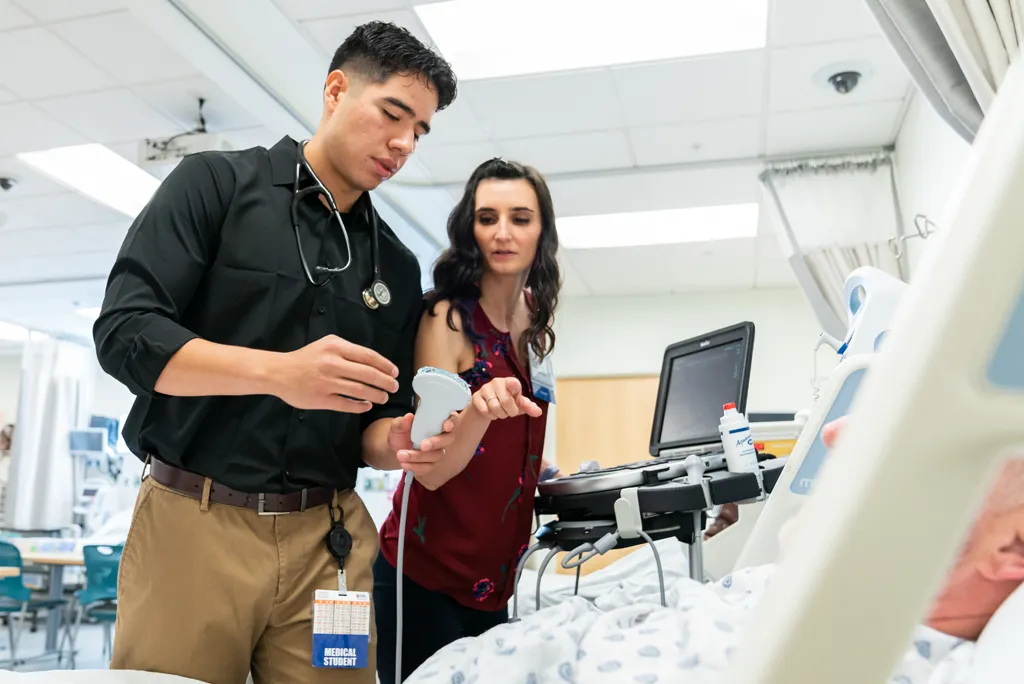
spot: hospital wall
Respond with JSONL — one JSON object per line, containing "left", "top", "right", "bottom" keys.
{"left": 551, "top": 287, "right": 822, "bottom": 413}
{"left": 894, "top": 92, "right": 972, "bottom": 276}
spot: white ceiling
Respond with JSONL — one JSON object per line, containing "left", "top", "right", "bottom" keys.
{"left": 0, "top": 0, "right": 912, "bottom": 341}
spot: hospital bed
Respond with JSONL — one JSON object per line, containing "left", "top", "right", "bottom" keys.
{"left": 412, "top": 52, "right": 1024, "bottom": 683}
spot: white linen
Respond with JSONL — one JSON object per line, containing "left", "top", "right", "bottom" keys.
{"left": 1, "top": 672, "right": 206, "bottom": 684}
{"left": 408, "top": 564, "right": 975, "bottom": 684}
{"left": 515, "top": 538, "right": 688, "bottom": 618}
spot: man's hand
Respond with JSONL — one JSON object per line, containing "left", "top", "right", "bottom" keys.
{"left": 470, "top": 377, "right": 543, "bottom": 421}
{"left": 386, "top": 412, "right": 461, "bottom": 488}
{"left": 271, "top": 335, "right": 400, "bottom": 413}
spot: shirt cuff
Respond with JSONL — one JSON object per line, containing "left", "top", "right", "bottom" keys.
{"left": 122, "top": 316, "right": 199, "bottom": 396}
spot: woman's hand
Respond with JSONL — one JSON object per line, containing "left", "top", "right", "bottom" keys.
{"left": 471, "top": 377, "right": 543, "bottom": 421}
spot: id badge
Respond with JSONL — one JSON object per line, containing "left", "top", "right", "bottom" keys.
{"left": 312, "top": 589, "right": 370, "bottom": 668}
{"left": 528, "top": 349, "right": 556, "bottom": 405}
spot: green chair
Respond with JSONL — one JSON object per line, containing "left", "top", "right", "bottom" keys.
{"left": 0, "top": 541, "right": 69, "bottom": 668}
{"left": 60, "top": 544, "right": 121, "bottom": 668}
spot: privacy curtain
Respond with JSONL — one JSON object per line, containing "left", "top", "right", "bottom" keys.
{"left": 4, "top": 334, "right": 95, "bottom": 531}
{"left": 864, "top": 0, "right": 1023, "bottom": 141}
{"left": 761, "top": 153, "right": 905, "bottom": 340}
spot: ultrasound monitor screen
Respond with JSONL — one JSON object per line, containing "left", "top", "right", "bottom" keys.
{"left": 658, "top": 340, "right": 745, "bottom": 445}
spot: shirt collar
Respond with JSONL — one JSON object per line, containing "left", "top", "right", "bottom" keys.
{"left": 269, "top": 135, "right": 298, "bottom": 187}
{"left": 268, "top": 136, "right": 373, "bottom": 217}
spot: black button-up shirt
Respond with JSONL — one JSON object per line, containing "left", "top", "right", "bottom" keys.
{"left": 94, "top": 136, "right": 422, "bottom": 493}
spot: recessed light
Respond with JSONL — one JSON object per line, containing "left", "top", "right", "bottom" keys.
{"left": 17, "top": 144, "right": 159, "bottom": 217}
{"left": 557, "top": 204, "right": 759, "bottom": 250}
{"left": 416, "top": 0, "right": 769, "bottom": 81}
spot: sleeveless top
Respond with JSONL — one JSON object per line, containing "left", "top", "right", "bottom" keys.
{"left": 378, "top": 299, "right": 549, "bottom": 610}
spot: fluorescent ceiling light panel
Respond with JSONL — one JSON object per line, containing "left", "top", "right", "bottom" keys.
{"left": 0, "top": 321, "right": 29, "bottom": 342}
{"left": 76, "top": 307, "right": 101, "bottom": 319}
{"left": 558, "top": 204, "right": 760, "bottom": 249}
{"left": 17, "top": 144, "right": 160, "bottom": 217}
{"left": 415, "top": 0, "right": 768, "bottom": 80}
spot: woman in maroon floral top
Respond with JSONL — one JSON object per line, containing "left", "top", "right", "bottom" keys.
{"left": 375, "top": 158, "right": 561, "bottom": 683}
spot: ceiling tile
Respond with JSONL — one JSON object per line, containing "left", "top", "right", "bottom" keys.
{"left": 218, "top": 126, "right": 286, "bottom": 152}
{"left": 52, "top": 11, "right": 198, "bottom": 85}
{"left": 464, "top": 70, "right": 624, "bottom": 140}
{"left": 0, "top": 0, "right": 33, "bottom": 30}
{"left": 415, "top": 139, "right": 500, "bottom": 185}
{"left": 770, "top": 0, "right": 881, "bottom": 48}
{"left": 134, "top": 77, "right": 262, "bottom": 133}
{"left": 769, "top": 37, "right": 910, "bottom": 112}
{"left": 498, "top": 131, "right": 634, "bottom": 176}
{"left": 0, "top": 220, "right": 128, "bottom": 257}
{"left": 766, "top": 100, "right": 903, "bottom": 155}
{"left": 0, "top": 155, "right": 67, "bottom": 197}
{"left": 14, "top": 0, "right": 123, "bottom": 22}
{"left": 755, "top": 254, "right": 798, "bottom": 287}
{"left": 0, "top": 192, "right": 123, "bottom": 231}
{"left": 754, "top": 213, "right": 797, "bottom": 287}
{"left": 0, "top": 27, "right": 114, "bottom": 99}
{"left": 612, "top": 51, "right": 765, "bottom": 128}
{"left": 567, "top": 240, "right": 758, "bottom": 296}
{"left": 0, "top": 249, "right": 116, "bottom": 285}
{"left": 548, "top": 162, "right": 761, "bottom": 218}
{"left": 391, "top": 157, "right": 433, "bottom": 184}
{"left": 0, "top": 102, "right": 86, "bottom": 156}
{"left": 301, "top": 10, "right": 435, "bottom": 57}
{"left": 274, "top": 0, "right": 409, "bottom": 21}
{"left": 424, "top": 96, "right": 490, "bottom": 145}
{"left": 629, "top": 117, "right": 762, "bottom": 167}
{"left": 35, "top": 89, "right": 182, "bottom": 144}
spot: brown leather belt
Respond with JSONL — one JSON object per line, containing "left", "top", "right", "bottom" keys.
{"left": 149, "top": 458, "right": 335, "bottom": 514}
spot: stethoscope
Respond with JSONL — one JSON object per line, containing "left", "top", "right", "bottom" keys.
{"left": 291, "top": 140, "right": 391, "bottom": 310}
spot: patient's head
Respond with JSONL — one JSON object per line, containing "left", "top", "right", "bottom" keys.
{"left": 823, "top": 417, "right": 1024, "bottom": 640}
{"left": 926, "top": 454, "right": 1024, "bottom": 640}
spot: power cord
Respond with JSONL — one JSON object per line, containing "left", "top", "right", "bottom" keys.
{"left": 395, "top": 470, "right": 414, "bottom": 682}
{"left": 510, "top": 541, "right": 547, "bottom": 622}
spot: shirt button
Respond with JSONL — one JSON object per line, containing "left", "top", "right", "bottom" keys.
{"left": 297, "top": 412, "right": 304, "bottom": 421}
{"left": 318, "top": 306, "right": 325, "bottom": 315}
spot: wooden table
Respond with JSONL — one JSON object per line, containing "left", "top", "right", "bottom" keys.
{"left": 10, "top": 539, "right": 84, "bottom": 654}
{"left": 0, "top": 566, "right": 20, "bottom": 579}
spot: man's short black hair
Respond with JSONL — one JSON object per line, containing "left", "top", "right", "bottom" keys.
{"left": 330, "top": 21, "right": 457, "bottom": 111}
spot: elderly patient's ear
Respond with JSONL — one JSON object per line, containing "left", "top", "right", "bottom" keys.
{"left": 978, "top": 535, "right": 1024, "bottom": 582}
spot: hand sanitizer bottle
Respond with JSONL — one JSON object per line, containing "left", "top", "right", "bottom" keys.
{"left": 720, "top": 403, "right": 759, "bottom": 473}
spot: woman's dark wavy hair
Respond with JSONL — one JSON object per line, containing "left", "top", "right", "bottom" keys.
{"left": 425, "top": 158, "right": 561, "bottom": 363}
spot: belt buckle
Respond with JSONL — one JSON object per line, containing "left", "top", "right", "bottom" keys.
{"left": 257, "top": 493, "right": 287, "bottom": 516}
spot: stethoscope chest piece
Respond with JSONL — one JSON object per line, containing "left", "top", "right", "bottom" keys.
{"left": 362, "top": 279, "right": 391, "bottom": 310}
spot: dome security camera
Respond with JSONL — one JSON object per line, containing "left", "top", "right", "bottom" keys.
{"left": 828, "top": 71, "right": 862, "bottom": 94}
{"left": 0, "top": 177, "right": 15, "bottom": 192}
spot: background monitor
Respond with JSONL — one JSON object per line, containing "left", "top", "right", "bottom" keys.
{"left": 649, "top": 322, "right": 755, "bottom": 456}
{"left": 69, "top": 428, "right": 106, "bottom": 454}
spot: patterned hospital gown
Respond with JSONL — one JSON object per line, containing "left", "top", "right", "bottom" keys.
{"left": 404, "top": 565, "right": 975, "bottom": 684}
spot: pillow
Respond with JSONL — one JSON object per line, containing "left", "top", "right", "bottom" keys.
{"left": 970, "top": 581, "right": 1024, "bottom": 682}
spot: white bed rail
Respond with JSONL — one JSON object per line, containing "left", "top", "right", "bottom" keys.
{"left": 725, "top": 57, "right": 1024, "bottom": 683}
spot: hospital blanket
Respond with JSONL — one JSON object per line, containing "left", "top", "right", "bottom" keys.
{"left": 405, "top": 565, "right": 975, "bottom": 684}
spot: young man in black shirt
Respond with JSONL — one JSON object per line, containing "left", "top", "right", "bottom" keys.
{"left": 94, "top": 22, "right": 457, "bottom": 684}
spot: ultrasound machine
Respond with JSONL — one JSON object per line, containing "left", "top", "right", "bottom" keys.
{"left": 512, "top": 322, "right": 786, "bottom": 614}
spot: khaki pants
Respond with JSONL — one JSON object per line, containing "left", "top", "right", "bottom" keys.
{"left": 111, "top": 475, "right": 378, "bottom": 684}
